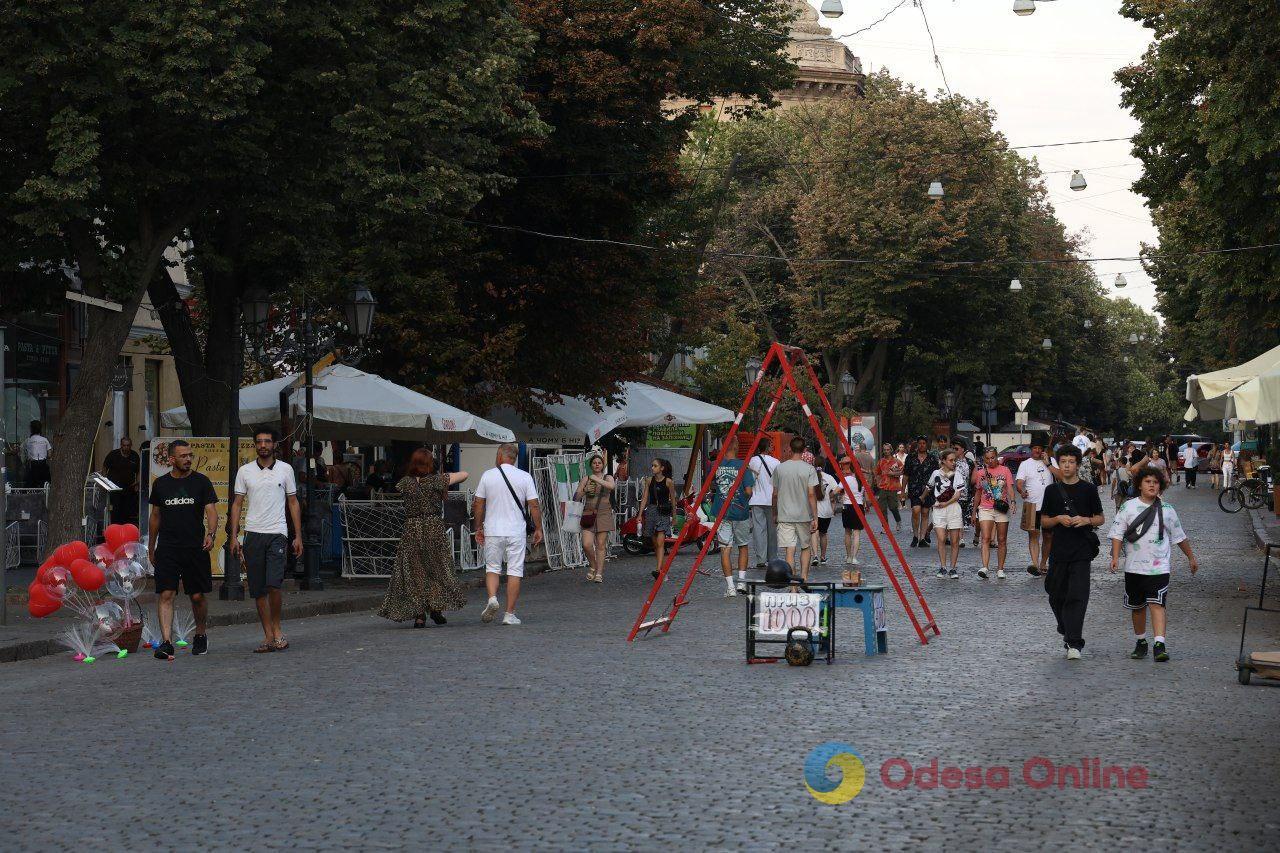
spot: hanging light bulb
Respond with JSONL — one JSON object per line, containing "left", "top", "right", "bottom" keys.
{"left": 1123, "top": 356, "right": 1130, "bottom": 363}
{"left": 1009, "top": 278, "right": 1023, "bottom": 291}
{"left": 1083, "top": 319, "right": 1093, "bottom": 328}
{"left": 1114, "top": 273, "right": 1128, "bottom": 288}
{"left": 1013, "top": 0, "right": 1036, "bottom": 15}
{"left": 1069, "top": 170, "right": 1087, "bottom": 191}
{"left": 820, "top": 0, "right": 843, "bottom": 17}
{"left": 1042, "top": 338, "right": 1052, "bottom": 350}
{"left": 1128, "top": 332, "right": 1139, "bottom": 343}
{"left": 927, "top": 180, "right": 945, "bottom": 200}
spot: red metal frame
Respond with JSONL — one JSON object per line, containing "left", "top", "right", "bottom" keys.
{"left": 627, "top": 342, "right": 939, "bottom": 644}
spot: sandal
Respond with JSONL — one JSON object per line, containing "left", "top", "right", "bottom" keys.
{"left": 253, "top": 643, "right": 275, "bottom": 654}
{"left": 273, "top": 637, "right": 289, "bottom": 650}
{"left": 413, "top": 617, "right": 426, "bottom": 629}
{"left": 592, "top": 574, "right": 604, "bottom": 584}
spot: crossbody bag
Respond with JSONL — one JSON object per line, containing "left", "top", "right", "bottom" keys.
{"left": 498, "top": 465, "right": 536, "bottom": 535}
{"left": 1123, "top": 500, "right": 1165, "bottom": 544}
{"left": 1053, "top": 481, "right": 1100, "bottom": 559}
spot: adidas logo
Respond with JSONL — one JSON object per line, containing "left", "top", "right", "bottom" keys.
{"left": 164, "top": 497, "right": 197, "bottom": 506}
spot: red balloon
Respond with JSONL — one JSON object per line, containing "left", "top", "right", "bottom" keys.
{"left": 28, "top": 582, "right": 62, "bottom": 607}
{"left": 76, "top": 563, "right": 106, "bottom": 592}
{"left": 53, "top": 543, "right": 79, "bottom": 567}
{"left": 104, "top": 524, "right": 129, "bottom": 553}
{"left": 121, "top": 524, "right": 140, "bottom": 543}
{"left": 27, "top": 597, "right": 61, "bottom": 618}
{"left": 64, "top": 540, "right": 91, "bottom": 562}
{"left": 69, "top": 558, "right": 98, "bottom": 588}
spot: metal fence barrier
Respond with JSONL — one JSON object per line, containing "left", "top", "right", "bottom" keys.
{"left": 338, "top": 490, "right": 482, "bottom": 579}
{"left": 532, "top": 453, "right": 588, "bottom": 571}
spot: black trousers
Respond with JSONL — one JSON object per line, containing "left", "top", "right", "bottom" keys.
{"left": 1185, "top": 466, "right": 1197, "bottom": 487}
{"left": 1045, "top": 559, "right": 1091, "bottom": 650}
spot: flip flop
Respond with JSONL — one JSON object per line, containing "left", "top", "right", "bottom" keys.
{"left": 253, "top": 643, "right": 275, "bottom": 654}
{"left": 273, "top": 638, "right": 289, "bottom": 651}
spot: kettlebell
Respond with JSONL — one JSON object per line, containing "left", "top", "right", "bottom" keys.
{"left": 785, "top": 627, "right": 815, "bottom": 667}
{"left": 765, "top": 558, "right": 794, "bottom": 589}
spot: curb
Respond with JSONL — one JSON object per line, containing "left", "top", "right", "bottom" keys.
{"left": 1248, "top": 508, "right": 1277, "bottom": 551}
{"left": 0, "top": 592, "right": 385, "bottom": 665}
{"left": 1, "top": 559, "right": 557, "bottom": 665}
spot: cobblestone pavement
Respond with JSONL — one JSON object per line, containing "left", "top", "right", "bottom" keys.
{"left": 2, "top": 486, "right": 1278, "bottom": 850}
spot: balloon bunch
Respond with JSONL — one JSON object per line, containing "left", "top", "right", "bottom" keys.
{"left": 27, "top": 524, "right": 151, "bottom": 663}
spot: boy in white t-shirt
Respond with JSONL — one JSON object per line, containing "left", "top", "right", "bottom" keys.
{"left": 748, "top": 449, "right": 780, "bottom": 567}
{"left": 1108, "top": 466, "right": 1199, "bottom": 662}
{"left": 473, "top": 444, "right": 544, "bottom": 625}
{"left": 813, "top": 468, "right": 840, "bottom": 566}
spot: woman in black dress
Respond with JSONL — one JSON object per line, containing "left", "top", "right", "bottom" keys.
{"left": 379, "top": 449, "right": 470, "bottom": 628}
{"left": 638, "top": 458, "right": 674, "bottom": 579}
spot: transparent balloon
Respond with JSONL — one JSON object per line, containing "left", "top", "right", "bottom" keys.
{"left": 91, "top": 544, "right": 116, "bottom": 567}
{"left": 107, "top": 573, "right": 145, "bottom": 600}
{"left": 113, "top": 541, "right": 147, "bottom": 564}
{"left": 110, "top": 557, "right": 148, "bottom": 582}
{"left": 92, "top": 602, "right": 125, "bottom": 636}
{"left": 43, "top": 566, "right": 72, "bottom": 595}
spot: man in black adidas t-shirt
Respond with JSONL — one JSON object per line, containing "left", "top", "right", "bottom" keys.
{"left": 147, "top": 440, "right": 218, "bottom": 660}
{"left": 1040, "top": 445, "right": 1104, "bottom": 660}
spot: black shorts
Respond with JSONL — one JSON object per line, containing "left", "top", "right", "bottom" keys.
{"left": 817, "top": 517, "right": 833, "bottom": 534}
{"left": 909, "top": 495, "right": 928, "bottom": 508}
{"left": 841, "top": 505, "right": 864, "bottom": 531}
{"left": 154, "top": 547, "right": 213, "bottom": 595}
{"left": 1123, "top": 572, "right": 1170, "bottom": 610}
{"left": 243, "top": 532, "right": 288, "bottom": 599}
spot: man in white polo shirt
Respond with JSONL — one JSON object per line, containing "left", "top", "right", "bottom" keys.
{"left": 230, "top": 428, "right": 302, "bottom": 653}
{"left": 473, "top": 443, "right": 543, "bottom": 625}
{"left": 747, "top": 445, "right": 780, "bottom": 568}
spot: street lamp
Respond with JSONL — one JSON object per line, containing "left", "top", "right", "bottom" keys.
{"left": 1069, "top": 170, "right": 1087, "bottom": 191}
{"left": 1013, "top": 0, "right": 1036, "bottom": 14}
{"left": 1114, "top": 273, "right": 1128, "bottom": 288}
{"left": 943, "top": 389, "right": 955, "bottom": 415}
{"left": 244, "top": 288, "right": 271, "bottom": 327}
{"left": 1128, "top": 332, "right": 1139, "bottom": 344}
{"left": 345, "top": 284, "right": 377, "bottom": 341}
{"left": 901, "top": 385, "right": 915, "bottom": 406}
{"left": 1083, "top": 319, "right": 1093, "bottom": 329}
{"left": 820, "top": 0, "right": 843, "bottom": 17}
{"left": 1042, "top": 338, "right": 1052, "bottom": 349}
{"left": 744, "top": 356, "right": 762, "bottom": 388}
{"left": 840, "top": 372, "right": 856, "bottom": 405}
{"left": 927, "top": 180, "right": 945, "bottom": 200}
{"left": 1009, "top": 278, "right": 1023, "bottom": 291}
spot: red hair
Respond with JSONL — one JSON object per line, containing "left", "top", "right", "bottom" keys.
{"left": 405, "top": 448, "right": 436, "bottom": 477}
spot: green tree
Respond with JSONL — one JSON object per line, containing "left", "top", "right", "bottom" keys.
{"left": 1117, "top": 0, "right": 1280, "bottom": 370}
{"left": 365, "top": 0, "right": 797, "bottom": 414}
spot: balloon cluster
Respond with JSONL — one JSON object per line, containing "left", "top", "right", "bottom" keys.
{"left": 31, "top": 524, "right": 152, "bottom": 663}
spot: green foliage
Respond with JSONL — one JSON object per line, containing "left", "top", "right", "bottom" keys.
{"left": 680, "top": 73, "right": 1174, "bottom": 437}
{"left": 1117, "top": 0, "right": 1280, "bottom": 371}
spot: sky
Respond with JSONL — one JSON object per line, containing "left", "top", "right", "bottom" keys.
{"left": 809, "top": 0, "right": 1159, "bottom": 314}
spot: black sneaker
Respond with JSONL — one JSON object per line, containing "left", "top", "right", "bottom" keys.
{"left": 1026, "top": 564, "right": 1040, "bottom": 577}
{"left": 192, "top": 634, "right": 208, "bottom": 656}
{"left": 1129, "top": 639, "right": 1149, "bottom": 660}
{"left": 977, "top": 567, "right": 989, "bottom": 580}
{"left": 921, "top": 538, "right": 931, "bottom": 548}
{"left": 948, "top": 568, "right": 959, "bottom": 580}
{"left": 910, "top": 536, "right": 920, "bottom": 547}
{"left": 154, "top": 641, "right": 175, "bottom": 661}
{"left": 1153, "top": 641, "right": 1169, "bottom": 662}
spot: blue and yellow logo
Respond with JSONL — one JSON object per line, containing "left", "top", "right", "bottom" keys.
{"left": 804, "top": 742, "right": 865, "bottom": 804}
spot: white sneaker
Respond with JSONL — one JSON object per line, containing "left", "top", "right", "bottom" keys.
{"left": 997, "top": 569, "right": 1007, "bottom": 579}
{"left": 977, "top": 567, "right": 989, "bottom": 580}
{"left": 723, "top": 585, "right": 737, "bottom": 597}
{"left": 849, "top": 556, "right": 860, "bottom": 565}
{"left": 1066, "top": 647, "right": 1081, "bottom": 660}
{"left": 501, "top": 612, "right": 521, "bottom": 626}
{"left": 481, "top": 597, "right": 500, "bottom": 623}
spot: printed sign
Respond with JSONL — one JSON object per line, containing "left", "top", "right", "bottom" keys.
{"left": 756, "top": 590, "right": 825, "bottom": 638}
{"left": 840, "top": 413, "right": 879, "bottom": 460}
{"left": 146, "top": 437, "right": 256, "bottom": 577}
{"left": 646, "top": 423, "right": 697, "bottom": 448}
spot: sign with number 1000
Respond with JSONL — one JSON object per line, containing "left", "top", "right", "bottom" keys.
{"left": 756, "top": 591, "right": 824, "bottom": 638}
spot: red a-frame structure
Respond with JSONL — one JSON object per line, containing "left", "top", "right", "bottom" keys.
{"left": 627, "top": 343, "right": 940, "bottom": 644}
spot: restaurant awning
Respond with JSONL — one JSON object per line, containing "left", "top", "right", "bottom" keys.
{"left": 1225, "top": 365, "right": 1280, "bottom": 425}
{"left": 161, "top": 364, "right": 515, "bottom": 444}
{"left": 1185, "top": 344, "right": 1280, "bottom": 421}
{"left": 489, "top": 381, "right": 735, "bottom": 445}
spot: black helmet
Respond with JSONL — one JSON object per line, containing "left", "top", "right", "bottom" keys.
{"left": 765, "top": 558, "right": 794, "bottom": 588}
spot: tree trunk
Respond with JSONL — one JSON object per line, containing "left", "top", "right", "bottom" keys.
{"left": 46, "top": 281, "right": 152, "bottom": 552}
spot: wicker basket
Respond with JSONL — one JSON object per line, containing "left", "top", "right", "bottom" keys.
{"left": 114, "top": 621, "right": 144, "bottom": 654}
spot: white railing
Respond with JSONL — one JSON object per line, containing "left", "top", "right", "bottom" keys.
{"left": 338, "top": 489, "right": 482, "bottom": 579}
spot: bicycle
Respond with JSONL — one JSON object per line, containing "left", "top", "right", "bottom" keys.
{"left": 1218, "top": 473, "right": 1269, "bottom": 513}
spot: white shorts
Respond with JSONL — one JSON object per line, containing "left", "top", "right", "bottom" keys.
{"left": 484, "top": 535, "right": 527, "bottom": 578}
{"left": 931, "top": 502, "right": 963, "bottom": 530}
{"left": 977, "top": 507, "right": 1010, "bottom": 524}
{"left": 777, "top": 521, "right": 812, "bottom": 548}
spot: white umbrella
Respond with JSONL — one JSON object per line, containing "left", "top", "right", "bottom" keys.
{"left": 1185, "top": 343, "right": 1280, "bottom": 420}
{"left": 536, "top": 381, "right": 735, "bottom": 444}
{"left": 162, "top": 364, "right": 515, "bottom": 444}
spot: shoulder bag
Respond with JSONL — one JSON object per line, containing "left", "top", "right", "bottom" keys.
{"left": 498, "top": 465, "right": 537, "bottom": 535}
{"left": 1122, "top": 500, "right": 1164, "bottom": 544}
{"left": 1053, "top": 481, "right": 1100, "bottom": 559}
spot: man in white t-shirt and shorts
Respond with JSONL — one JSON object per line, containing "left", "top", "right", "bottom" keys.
{"left": 473, "top": 443, "right": 543, "bottom": 625}
{"left": 230, "top": 428, "right": 303, "bottom": 653}
{"left": 1016, "top": 442, "right": 1055, "bottom": 577}
{"left": 771, "top": 436, "right": 819, "bottom": 581}
{"left": 748, "top": 447, "right": 780, "bottom": 567}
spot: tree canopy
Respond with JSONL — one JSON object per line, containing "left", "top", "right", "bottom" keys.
{"left": 1117, "top": 0, "right": 1280, "bottom": 371}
